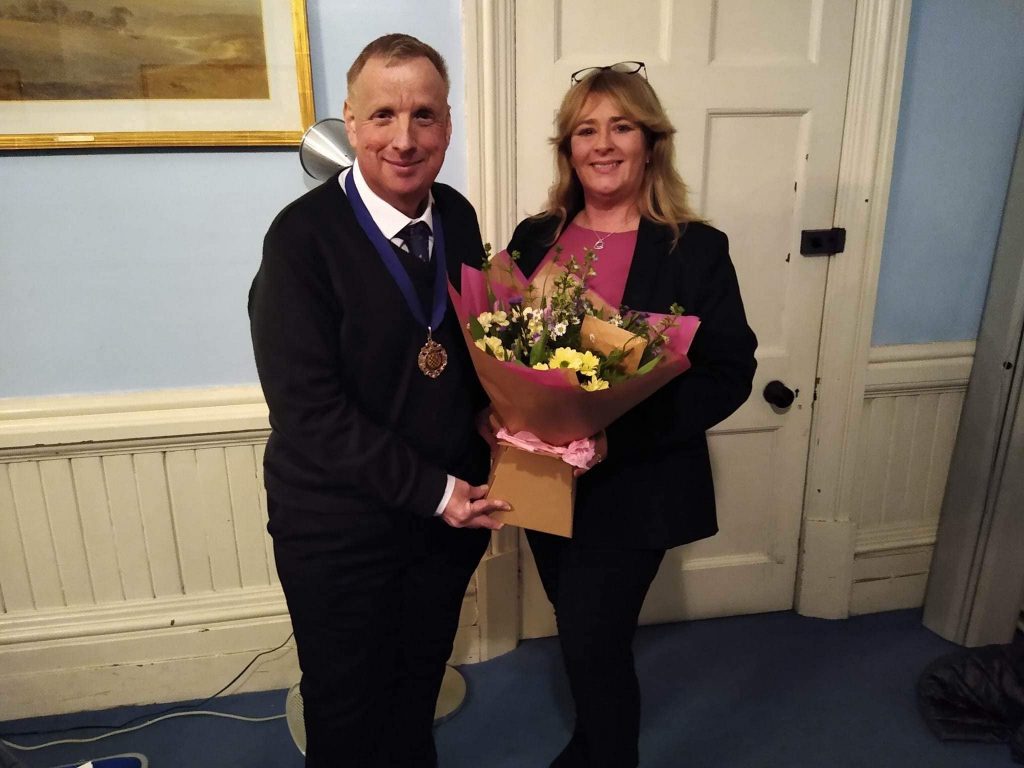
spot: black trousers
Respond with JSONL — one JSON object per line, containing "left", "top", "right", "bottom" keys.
{"left": 527, "top": 530, "right": 665, "bottom": 768}
{"left": 270, "top": 497, "right": 489, "bottom": 768}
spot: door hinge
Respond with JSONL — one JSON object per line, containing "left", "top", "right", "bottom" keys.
{"left": 801, "top": 228, "right": 846, "bottom": 256}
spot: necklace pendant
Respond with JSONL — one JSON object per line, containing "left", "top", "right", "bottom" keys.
{"left": 418, "top": 332, "right": 448, "bottom": 378}
{"left": 593, "top": 239, "right": 605, "bottom": 250}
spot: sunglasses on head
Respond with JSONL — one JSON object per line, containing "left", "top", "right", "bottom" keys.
{"left": 570, "top": 61, "right": 647, "bottom": 85}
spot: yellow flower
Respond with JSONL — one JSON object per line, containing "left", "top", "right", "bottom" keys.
{"left": 548, "top": 347, "right": 582, "bottom": 370}
{"left": 477, "top": 311, "right": 494, "bottom": 332}
{"left": 532, "top": 362, "right": 550, "bottom": 371}
{"left": 492, "top": 310, "right": 510, "bottom": 327}
{"left": 581, "top": 377, "right": 610, "bottom": 392}
{"left": 484, "top": 335, "right": 506, "bottom": 361}
{"left": 475, "top": 335, "right": 506, "bottom": 360}
{"left": 578, "top": 351, "right": 601, "bottom": 377}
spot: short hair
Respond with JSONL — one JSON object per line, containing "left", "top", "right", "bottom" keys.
{"left": 347, "top": 33, "right": 450, "bottom": 95}
{"left": 539, "top": 69, "right": 701, "bottom": 244}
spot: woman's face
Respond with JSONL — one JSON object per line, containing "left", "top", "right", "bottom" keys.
{"left": 569, "top": 93, "right": 649, "bottom": 209}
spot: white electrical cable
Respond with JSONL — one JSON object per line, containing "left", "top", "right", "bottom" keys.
{"left": 1, "top": 710, "right": 286, "bottom": 752}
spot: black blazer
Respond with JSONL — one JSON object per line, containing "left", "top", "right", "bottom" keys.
{"left": 249, "top": 173, "right": 490, "bottom": 521}
{"left": 508, "top": 215, "right": 757, "bottom": 549}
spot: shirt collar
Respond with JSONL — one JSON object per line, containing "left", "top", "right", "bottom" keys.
{"left": 342, "top": 162, "right": 434, "bottom": 239}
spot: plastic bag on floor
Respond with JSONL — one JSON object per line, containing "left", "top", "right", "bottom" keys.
{"left": 917, "top": 633, "right": 1024, "bottom": 764}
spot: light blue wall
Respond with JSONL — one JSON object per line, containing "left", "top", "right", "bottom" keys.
{"left": 873, "top": 0, "right": 1024, "bottom": 346}
{"left": 5, "top": 3, "right": 1023, "bottom": 397}
{"left": 0, "top": 0, "right": 466, "bottom": 397}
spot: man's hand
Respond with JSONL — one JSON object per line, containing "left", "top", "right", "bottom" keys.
{"left": 574, "top": 430, "right": 609, "bottom": 478}
{"left": 442, "top": 479, "right": 509, "bottom": 529}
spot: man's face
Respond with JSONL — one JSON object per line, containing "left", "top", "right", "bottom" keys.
{"left": 344, "top": 56, "right": 452, "bottom": 218}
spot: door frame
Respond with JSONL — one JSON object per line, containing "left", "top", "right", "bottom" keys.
{"left": 463, "top": 0, "right": 914, "bottom": 655}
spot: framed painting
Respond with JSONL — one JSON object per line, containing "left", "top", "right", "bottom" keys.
{"left": 0, "top": 0, "right": 315, "bottom": 149}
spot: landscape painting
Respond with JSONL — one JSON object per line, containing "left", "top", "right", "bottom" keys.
{"left": 0, "top": 0, "right": 270, "bottom": 100}
{"left": 0, "top": 0, "right": 314, "bottom": 148}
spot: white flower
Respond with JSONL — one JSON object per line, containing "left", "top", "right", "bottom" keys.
{"left": 552, "top": 321, "right": 568, "bottom": 338}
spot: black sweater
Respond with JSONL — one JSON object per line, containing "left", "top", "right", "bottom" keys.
{"left": 249, "top": 175, "right": 490, "bottom": 517}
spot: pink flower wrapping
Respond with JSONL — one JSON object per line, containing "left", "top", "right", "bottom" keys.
{"left": 495, "top": 428, "right": 596, "bottom": 470}
{"left": 450, "top": 254, "right": 701, "bottom": 448}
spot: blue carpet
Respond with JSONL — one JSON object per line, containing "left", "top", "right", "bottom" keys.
{"left": 1, "top": 609, "right": 1015, "bottom": 767}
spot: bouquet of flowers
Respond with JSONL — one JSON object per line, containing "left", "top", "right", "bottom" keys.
{"left": 470, "top": 246, "right": 685, "bottom": 388}
{"left": 449, "top": 244, "right": 701, "bottom": 536}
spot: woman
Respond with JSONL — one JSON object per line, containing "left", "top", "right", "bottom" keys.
{"left": 507, "top": 63, "right": 758, "bottom": 767}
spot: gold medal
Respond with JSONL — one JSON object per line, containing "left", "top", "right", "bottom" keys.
{"left": 418, "top": 330, "right": 448, "bottom": 378}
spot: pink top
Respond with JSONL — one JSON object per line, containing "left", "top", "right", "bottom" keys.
{"left": 527, "top": 222, "right": 638, "bottom": 309}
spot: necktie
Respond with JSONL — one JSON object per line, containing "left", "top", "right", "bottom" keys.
{"left": 400, "top": 221, "right": 431, "bottom": 263}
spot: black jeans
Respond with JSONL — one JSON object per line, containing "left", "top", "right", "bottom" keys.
{"left": 270, "top": 498, "right": 489, "bottom": 768}
{"left": 527, "top": 530, "right": 666, "bottom": 768}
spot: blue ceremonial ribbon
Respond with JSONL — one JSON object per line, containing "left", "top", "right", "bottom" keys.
{"left": 344, "top": 171, "right": 448, "bottom": 333}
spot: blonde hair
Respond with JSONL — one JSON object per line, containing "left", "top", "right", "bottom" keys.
{"left": 538, "top": 69, "right": 701, "bottom": 244}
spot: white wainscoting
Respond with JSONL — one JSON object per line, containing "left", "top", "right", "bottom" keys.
{"left": 0, "top": 387, "right": 486, "bottom": 719}
{"left": 848, "top": 342, "right": 974, "bottom": 615}
{"left": 0, "top": 341, "right": 974, "bottom": 716}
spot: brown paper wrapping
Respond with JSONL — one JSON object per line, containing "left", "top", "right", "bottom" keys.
{"left": 487, "top": 446, "right": 576, "bottom": 537}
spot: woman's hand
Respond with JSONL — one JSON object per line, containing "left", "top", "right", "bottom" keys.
{"left": 574, "top": 430, "right": 608, "bottom": 477}
{"left": 475, "top": 406, "right": 502, "bottom": 451}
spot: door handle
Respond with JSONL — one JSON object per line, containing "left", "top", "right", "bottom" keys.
{"left": 763, "top": 380, "right": 796, "bottom": 410}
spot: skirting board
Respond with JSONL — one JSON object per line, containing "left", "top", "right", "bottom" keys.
{"left": 0, "top": 613, "right": 298, "bottom": 721}
{"left": 0, "top": 591, "right": 481, "bottom": 720}
{"left": 850, "top": 523, "right": 937, "bottom": 616}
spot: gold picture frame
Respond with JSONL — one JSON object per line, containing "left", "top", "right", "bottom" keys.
{"left": 0, "top": 0, "right": 315, "bottom": 150}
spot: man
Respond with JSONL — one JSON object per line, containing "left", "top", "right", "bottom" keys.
{"left": 249, "top": 34, "right": 507, "bottom": 767}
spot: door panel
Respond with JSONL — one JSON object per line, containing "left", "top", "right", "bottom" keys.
{"left": 516, "top": 0, "right": 856, "bottom": 637}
